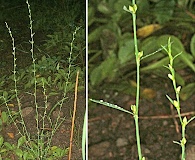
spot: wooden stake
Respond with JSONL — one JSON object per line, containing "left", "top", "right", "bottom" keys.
{"left": 68, "top": 71, "right": 79, "bottom": 160}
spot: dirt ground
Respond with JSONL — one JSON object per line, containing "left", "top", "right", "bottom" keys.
{"left": 89, "top": 71, "right": 195, "bottom": 160}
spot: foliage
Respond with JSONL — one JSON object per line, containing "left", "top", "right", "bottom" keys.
{"left": 0, "top": 0, "right": 85, "bottom": 59}
{"left": 43, "top": 26, "right": 85, "bottom": 63}
{"left": 23, "top": 55, "right": 83, "bottom": 91}
{"left": 0, "top": 55, "right": 84, "bottom": 99}
{"left": 89, "top": 0, "right": 195, "bottom": 99}
{"left": 0, "top": 135, "right": 68, "bottom": 160}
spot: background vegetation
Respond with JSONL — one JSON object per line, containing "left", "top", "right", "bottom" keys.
{"left": 89, "top": 0, "right": 195, "bottom": 100}
{"left": 0, "top": 0, "right": 85, "bottom": 98}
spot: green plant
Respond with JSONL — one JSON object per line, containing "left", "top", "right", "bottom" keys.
{"left": 0, "top": 0, "right": 83, "bottom": 159}
{"left": 0, "top": 111, "right": 9, "bottom": 132}
{"left": 90, "top": 0, "right": 195, "bottom": 159}
{"left": 164, "top": 37, "right": 195, "bottom": 160}
{"left": 0, "top": 135, "right": 68, "bottom": 160}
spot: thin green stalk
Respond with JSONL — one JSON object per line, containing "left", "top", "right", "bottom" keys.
{"left": 5, "top": 22, "right": 29, "bottom": 139}
{"left": 165, "top": 38, "right": 187, "bottom": 160}
{"left": 26, "top": 1, "right": 41, "bottom": 158}
{"left": 123, "top": 1, "right": 143, "bottom": 159}
{"left": 131, "top": 1, "right": 142, "bottom": 159}
{"left": 181, "top": 125, "right": 186, "bottom": 160}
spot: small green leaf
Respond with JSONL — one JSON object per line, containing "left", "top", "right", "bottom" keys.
{"left": 118, "top": 40, "right": 134, "bottom": 64}
{"left": 0, "top": 136, "right": 4, "bottom": 147}
{"left": 3, "top": 91, "right": 8, "bottom": 99}
{"left": 90, "top": 55, "right": 118, "bottom": 85}
{"left": 129, "top": 5, "right": 134, "bottom": 13}
{"left": 123, "top": 6, "right": 131, "bottom": 13}
{"left": 131, "top": 105, "right": 137, "bottom": 115}
{"left": 182, "top": 117, "right": 188, "bottom": 126}
{"left": 50, "top": 146, "right": 58, "bottom": 151}
{"left": 129, "top": 4, "right": 137, "bottom": 13}
{"left": 173, "top": 140, "right": 180, "bottom": 145}
{"left": 89, "top": 26, "right": 104, "bottom": 43}
{"left": 168, "top": 74, "right": 173, "bottom": 80}
{"left": 15, "top": 148, "right": 23, "bottom": 158}
{"left": 90, "top": 99, "right": 133, "bottom": 115}
{"left": 1, "top": 111, "right": 8, "bottom": 123}
{"left": 138, "top": 51, "right": 144, "bottom": 60}
{"left": 166, "top": 95, "right": 173, "bottom": 104}
{"left": 173, "top": 100, "right": 179, "bottom": 109}
{"left": 52, "top": 147, "right": 63, "bottom": 157}
{"left": 23, "top": 151, "right": 28, "bottom": 160}
{"left": 29, "top": 141, "right": 38, "bottom": 150}
{"left": 0, "top": 148, "right": 7, "bottom": 153}
{"left": 181, "top": 137, "right": 187, "bottom": 146}
{"left": 98, "top": 2, "right": 112, "bottom": 15}
{"left": 4, "top": 142, "right": 13, "bottom": 150}
{"left": 176, "top": 86, "right": 181, "bottom": 94}
{"left": 17, "top": 136, "right": 26, "bottom": 148}
{"left": 23, "top": 150, "right": 34, "bottom": 159}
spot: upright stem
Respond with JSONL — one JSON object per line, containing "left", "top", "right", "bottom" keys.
{"left": 131, "top": 0, "right": 142, "bottom": 159}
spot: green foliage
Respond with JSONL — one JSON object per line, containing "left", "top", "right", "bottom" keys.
{"left": 0, "top": 135, "right": 68, "bottom": 159}
{"left": 149, "top": 0, "right": 175, "bottom": 24}
{"left": 0, "top": 111, "right": 8, "bottom": 131}
{"left": 90, "top": 55, "right": 118, "bottom": 86}
{"left": 21, "top": 55, "right": 81, "bottom": 92}
{"left": 141, "top": 35, "right": 195, "bottom": 72}
{"left": 0, "top": 55, "right": 84, "bottom": 97}
{"left": 89, "top": 0, "right": 195, "bottom": 99}
{"left": 44, "top": 27, "right": 85, "bottom": 57}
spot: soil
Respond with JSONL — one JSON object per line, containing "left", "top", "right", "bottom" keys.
{"left": 89, "top": 71, "right": 195, "bottom": 160}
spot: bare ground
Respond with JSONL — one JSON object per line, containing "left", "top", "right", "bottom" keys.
{"left": 89, "top": 71, "right": 195, "bottom": 160}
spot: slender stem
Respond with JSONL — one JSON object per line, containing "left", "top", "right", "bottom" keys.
{"left": 181, "top": 126, "right": 186, "bottom": 160}
{"left": 134, "top": 115, "right": 142, "bottom": 159}
{"left": 167, "top": 39, "right": 186, "bottom": 160}
{"left": 131, "top": 0, "right": 142, "bottom": 159}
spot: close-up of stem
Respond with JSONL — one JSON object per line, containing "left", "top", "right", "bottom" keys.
{"left": 89, "top": 0, "right": 195, "bottom": 159}
{"left": 130, "top": 0, "right": 142, "bottom": 159}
